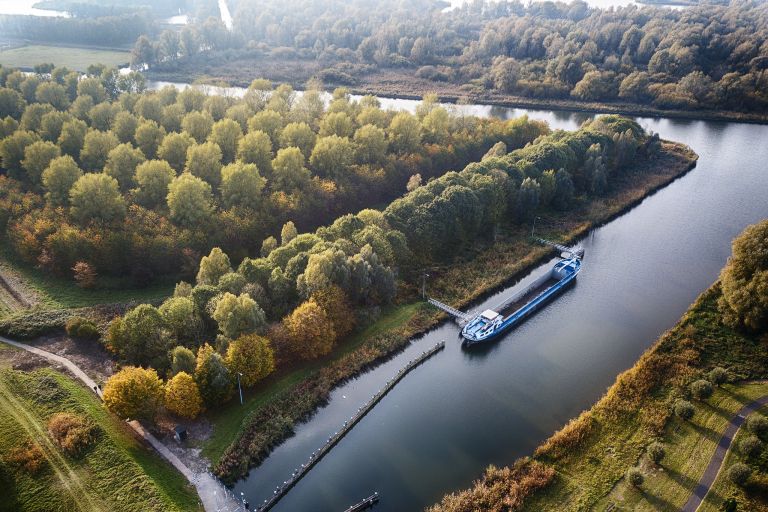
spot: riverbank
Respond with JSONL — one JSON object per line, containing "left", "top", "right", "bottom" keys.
{"left": 428, "top": 277, "right": 768, "bottom": 510}
{"left": 146, "top": 64, "right": 768, "bottom": 125}
{"left": 212, "top": 140, "right": 699, "bottom": 483}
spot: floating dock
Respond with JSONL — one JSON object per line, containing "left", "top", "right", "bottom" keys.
{"left": 256, "top": 341, "right": 445, "bottom": 512}
{"left": 343, "top": 492, "right": 379, "bottom": 512}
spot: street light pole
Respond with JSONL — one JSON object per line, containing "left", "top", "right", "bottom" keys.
{"left": 421, "top": 272, "right": 430, "bottom": 300}
{"left": 237, "top": 372, "right": 243, "bottom": 405}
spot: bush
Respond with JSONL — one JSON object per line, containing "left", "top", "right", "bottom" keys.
{"left": 647, "top": 441, "right": 665, "bottom": 464}
{"left": 727, "top": 462, "right": 751, "bottom": 486}
{"left": 64, "top": 316, "right": 100, "bottom": 340}
{"left": 627, "top": 467, "right": 644, "bottom": 487}
{"left": 747, "top": 414, "right": 768, "bottom": 438}
{"left": 674, "top": 399, "right": 695, "bottom": 420}
{"left": 5, "top": 441, "right": 46, "bottom": 474}
{"left": 739, "top": 435, "right": 763, "bottom": 457}
{"left": 47, "top": 412, "right": 97, "bottom": 456}
{"left": 690, "top": 379, "right": 713, "bottom": 400}
{"left": 708, "top": 367, "right": 728, "bottom": 385}
{"left": 0, "top": 309, "right": 71, "bottom": 339}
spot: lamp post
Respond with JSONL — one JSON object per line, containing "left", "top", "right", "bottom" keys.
{"left": 531, "top": 216, "right": 541, "bottom": 238}
{"left": 237, "top": 372, "right": 243, "bottom": 405}
{"left": 421, "top": 272, "right": 430, "bottom": 300}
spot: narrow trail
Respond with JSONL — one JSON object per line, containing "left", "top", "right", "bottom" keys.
{"left": 682, "top": 394, "right": 768, "bottom": 512}
{"left": 0, "top": 335, "right": 242, "bottom": 512}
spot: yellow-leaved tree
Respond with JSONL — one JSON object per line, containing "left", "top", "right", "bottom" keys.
{"left": 164, "top": 371, "right": 203, "bottom": 419}
{"left": 103, "top": 366, "right": 163, "bottom": 422}
{"left": 282, "top": 299, "right": 336, "bottom": 360}
{"left": 225, "top": 334, "right": 275, "bottom": 388}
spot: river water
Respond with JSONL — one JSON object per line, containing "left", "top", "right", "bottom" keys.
{"left": 174, "top": 95, "right": 765, "bottom": 510}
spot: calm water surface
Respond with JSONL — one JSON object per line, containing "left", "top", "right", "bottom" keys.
{"left": 145, "top": 81, "right": 768, "bottom": 511}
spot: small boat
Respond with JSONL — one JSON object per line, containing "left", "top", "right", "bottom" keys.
{"left": 461, "top": 254, "right": 582, "bottom": 345}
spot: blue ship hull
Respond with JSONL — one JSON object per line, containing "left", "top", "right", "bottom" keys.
{"left": 461, "top": 257, "right": 581, "bottom": 345}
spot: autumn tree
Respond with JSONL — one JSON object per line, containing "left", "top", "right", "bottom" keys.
{"left": 353, "top": 124, "right": 388, "bottom": 164}
{"left": 181, "top": 110, "right": 214, "bottom": 143}
{"left": 184, "top": 141, "right": 223, "bottom": 187}
{"left": 279, "top": 122, "right": 316, "bottom": 158}
{"left": 237, "top": 130, "right": 272, "bottom": 174}
{"left": 103, "top": 366, "right": 164, "bottom": 422}
{"left": 208, "top": 118, "right": 242, "bottom": 164}
{"left": 225, "top": 334, "right": 275, "bottom": 387}
{"left": 22, "top": 140, "right": 60, "bottom": 185}
{"left": 42, "top": 155, "right": 83, "bottom": 206}
{"left": 112, "top": 110, "right": 139, "bottom": 143}
{"left": 271, "top": 146, "right": 310, "bottom": 191}
{"left": 69, "top": 173, "right": 125, "bottom": 224}
{"left": 79, "top": 129, "right": 118, "bottom": 171}
{"left": 388, "top": 113, "right": 422, "bottom": 153}
{"left": 165, "top": 371, "right": 203, "bottom": 419}
{"left": 167, "top": 173, "right": 213, "bottom": 227}
{"left": 0, "top": 130, "right": 39, "bottom": 174}
{"left": 309, "top": 135, "right": 354, "bottom": 181}
{"left": 57, "top": 119, "right": 87, "bottom": 158}
{"left": 282, "top": 299, "right": 336, "bottom": 360}
{"left": 158, "top": 131, "right": 193, "bottom": 172}
{"left": 134, "top": 119, "right": 166, "bottom": 160}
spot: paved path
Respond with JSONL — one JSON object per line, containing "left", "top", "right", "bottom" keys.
{"left": 0, "top": 335, "right": 242, "bottom": 512}
{"left": 681, "top": 395, "right": 768, "bottom": 512}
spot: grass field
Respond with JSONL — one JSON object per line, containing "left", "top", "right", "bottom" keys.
{"left": 0, "top": 351, "right": 200, "bottom": 511}
{"left": 600, "top": 384, "right": 768, "bottom": 511}
{"left": 0, "top": 45, "right": 130, "bottom": 72}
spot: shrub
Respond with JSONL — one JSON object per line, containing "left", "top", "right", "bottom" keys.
{"left": 6, "top": 441, "right": 46, "bottom": 474}
{"left": 47, "top": 412, "right": 96, "bottom": 456}
{"left": 647, "top": 441, "right": 665, "bottom": 464}
{"left": 627, "top": 467, "right": 644, "bottom": 487}
{"left": 674, "top": 399, "right": 695, "bottom": 420}
{"left": 103, "top": 366, "right": 164, "bottom": 421}
{"left": 747, "top": 414, "right": 768, "bottom": 438}
{"left": 708, "top": 367, "right": 728, "bottom": 385}
{"left": 64, "top": 316, "right": 100, "bottom": 340}
{"left": 690, "top": 379, "right": 713, "bottom": 400}
{"left": 727, "top": 462, "right": 751, "bottom": 486}
{"left": 739, "top": 435, "right": 762, "bottom": 457}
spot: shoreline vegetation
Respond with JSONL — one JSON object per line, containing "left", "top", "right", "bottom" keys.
{"left": 212, "top": 140, "right": 698, "bottom": 483}
{"left": 146, "top": 68, "right": 768, "bottom": 126}
{"left": 428, "top": 237, "right": 768, "bottom": 510}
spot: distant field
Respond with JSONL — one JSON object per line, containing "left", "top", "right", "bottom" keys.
{"left": 0, "top": 45, "right": 130, "bottom": 71}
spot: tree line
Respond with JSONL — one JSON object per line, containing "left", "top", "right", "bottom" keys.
{"left": 0, "top": 65, "right": 550, "bottom": 288}
{"left": 138, "top": 0, "right": 768, "bottom": 114}
{"left": 96, "top": 114, "right": 659, "bottom": 422}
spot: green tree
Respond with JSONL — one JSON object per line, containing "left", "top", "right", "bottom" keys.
{"left": 279, "top": 122, "right": 316, "bottom": 158}
{"left": 22, "top": 140, "right": 60, "bottom": 185}
{"left": 80, "top": 129, "right": 118, "bottom": 172}
{"left": 39, "top": 110, "right": 70, "bottom": 142}
{"left": 57, "top": 119, "right": 87, "bottom": 158}
{"left": 157, "top": 132, "right": 193, "bottom": 173}
{"left": 135, "top": 159, "right": 176, "bottom": 208}
{"left": 88, "top": 102, "right": 118, "bottom": 132}
{"left": 134, "top": 119, "right": 166, "bottom": 160}
{"left": 197, "top": 247, "right": 232, "bottom": 286}
{"left": 104, "top": 143, "right": 145, "bottom": 192}
{"left": 106, "top": 304, "right": 169, "bottom": 368}
{"left": 103, "top": 366, "right": 163, "bottom": 422}
{"left": 248, "top": 109, "right": 283, "bottom": 146}
{"left": 167, "top": 173, "right": 213, "bottom": 227}
{"left": 271, "top": 147, "right": 310, "bottom": 191}
{"left": 76, "top": 77, "right": 107, "bottom": 103}
{"left": 388, "top": 112, "right": 422, "bottom": 153}
{"left": 516, "top": 177, "right": 540, "bottom": 221}
{"left": 184, "top": 141, "right": 223, "bottom": 187}
{"left": 353, "top": 124, "right": 388, "bottom": 164}
{"left": 42, "top": 155, "right": 82, "bottom": 206}
{"left": 208, "top": 118, "right": 242, "bottom": 164}
{"left": 719, "top": 220, "right": 768, "bottom": 331}
{"left": 170, "top": 345, "right": 197, "bottom": 375}
{"left": 69, "top": 173, "right": 126, "bottom": 224}
{"left": 159, "top": 296, "right": 200, "bottom": 342}
{"left": 237, "top": 130, "right": 272, "bottom": 174}
{"left": 309, "top": 135, "right": 355, "bottom": 180}
{"left": 0, "top": 87, "right": 25, "bottom": 118}
{"left": 225, "top": 334, "right": 275, "bottom": 387}
{"left": 0, "top": 130, "right": 39, "bottom": 174}
{"left": 553, "top": 169, "right": 575, "bottom": 210}
{"left": 319, "top": 112, "right": 354, "bottom": 138}
{"left": 35, "top": 82, "right": 70, "bottom": 110}
{"left": 281, "top": 221, "right": 298, "bottom": 245}
{"left": 213, "top": 292, "right": 266, "bottom": 339}
{"left": 220, "top": 162, "right": 265, "bottom": 210}
{"left": 111, "top": 110, "right": 138, "bottom": 143}
{"left": 181, "top": 110, "right": 214, "bottom": 143}
{"left": 194, "top": 343, "right": 233, "bottom": 407}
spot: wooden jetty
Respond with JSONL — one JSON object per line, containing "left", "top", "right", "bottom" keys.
{"left": 343, "top": 492, "right": 379, "bottom": 512}
{"left": 256, "top": 341, "right": 445, "bottom": 512}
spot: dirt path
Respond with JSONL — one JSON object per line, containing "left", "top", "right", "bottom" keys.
{"left": 682, "top": 395, "right": 768, "bottom": 512}
{"left": 0, "top": 261, "right": 39, "bottom": 314}
{"left": 0, "top": 335, "right": 242, "bottom": 512}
